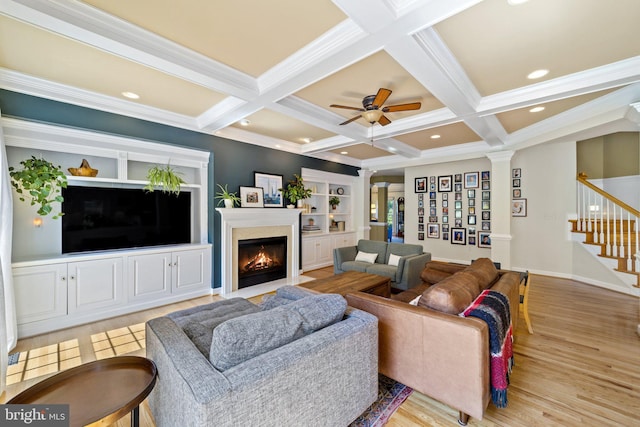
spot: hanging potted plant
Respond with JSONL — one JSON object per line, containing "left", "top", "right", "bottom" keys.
{"left": 215, "top": 184, "right": 241, "bottom": 208}
{"left": 144, "top": 164, "right": 185, "bottom": 195}
{"left": 329, "top": 195, "right": 340, "bottom": 210}
{"left": 279, "top": 174, "right": 312, "bottom": 208}
{"left": 9, "top": 156, "right": 68, "bottom": 219}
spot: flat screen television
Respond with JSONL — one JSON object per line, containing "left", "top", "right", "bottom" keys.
{"left": 62, "top": 186, "right": 191, "bottom": 254}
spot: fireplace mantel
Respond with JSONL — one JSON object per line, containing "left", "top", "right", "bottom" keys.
{"left": 216, "top": 208, "right": 301, "bottom": 295}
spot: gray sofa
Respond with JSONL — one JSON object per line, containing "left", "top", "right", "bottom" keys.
{"left": 146, "top": 285, "right": 378, "bottom": 427}
{"left": 334, "top": 239, "right": 431, "bottom": 291}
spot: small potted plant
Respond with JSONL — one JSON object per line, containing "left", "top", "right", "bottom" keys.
{"left": 279, "top": 174, "right": 312, "bottom": 208}
{"left": 144, "top": 164, "right": 185, "bottom": 195}
{"left": 215, "top": 184, "right": 241, "bottom": 208}
{"left": 329, "top": 196, "right": 341, "bottom": 210}
{"left": 9, "top": 156, "right": 68, "bottom": 219}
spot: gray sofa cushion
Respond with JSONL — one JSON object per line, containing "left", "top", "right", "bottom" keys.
{"left": 365, "top": 263, "right": 398, "bottom": 282}
{"left": 210, "top": 294, "right": 347, "bottom": 370}
{"left": 357, "top": 240, "right": 388, "bottom": 265}
{"left": 340, "top": 260, "right": 370, "bottom": 273}
{"left": 167, "top": 298, "right": 261, "bottom": 356}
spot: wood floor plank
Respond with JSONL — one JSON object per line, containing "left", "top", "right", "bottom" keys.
{"left": 2, "top": 268, "right": 639, "bottom": 426}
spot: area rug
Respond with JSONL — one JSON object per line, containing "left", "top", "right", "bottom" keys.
{"left": 350, "top": 374, "right": 413, "bottom": 427}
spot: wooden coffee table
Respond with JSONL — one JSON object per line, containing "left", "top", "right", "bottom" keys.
{"left": 8, "top": 356, "right": 157, "bottom": 427}
{"left": 301, "top": 270, "right": 391, "bottom": 297}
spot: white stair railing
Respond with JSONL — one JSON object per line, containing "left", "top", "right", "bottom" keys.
{"left": 576, "top": 174, "right": 639, "bottom": 275}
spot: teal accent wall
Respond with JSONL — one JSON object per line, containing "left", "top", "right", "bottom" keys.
{"left": 0, "top": 89, "right": 360, "bottom": 288}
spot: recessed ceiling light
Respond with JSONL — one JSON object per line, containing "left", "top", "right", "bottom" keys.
{"left": 529, "top": 106, "right": 545, "bottom": 113}
{"left": 388, "top": 147, "right": 397, "bottom": 152}
{"left": 340, "top": 151, "right": 348, "bottom": 155}
{"left": 301, "top": 137, "right": 312, "bottom": 144}
{"left": 121, "top": 91, "right": 139, "bottom": 99}
{"left": 508, "top": 0, "right": 529, "bottom": 5}
{"left": 527, "top": 69, "right": 549, "bottom": 79}
{"left": 239, "top": 119, "right": 250, "bottom": 126}
{"left": 430, "top": 134, "right": 441, "bottom": 139}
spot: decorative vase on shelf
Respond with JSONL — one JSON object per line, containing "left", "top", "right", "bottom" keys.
{"left": 224, "top": 199, "right": 234, "bottom": 209}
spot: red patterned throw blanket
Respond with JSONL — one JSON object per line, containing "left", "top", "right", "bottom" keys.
{"left": 460, "top": 289, "right": 514, "bottom": 408}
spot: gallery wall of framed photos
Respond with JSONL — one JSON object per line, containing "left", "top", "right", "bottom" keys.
{"left": 415, "top": 170, "right": 492, "bottom": 249}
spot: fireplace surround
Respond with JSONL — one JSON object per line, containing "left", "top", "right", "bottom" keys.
{"left": 216, "top": 208, "right": 301, "bottom": 295}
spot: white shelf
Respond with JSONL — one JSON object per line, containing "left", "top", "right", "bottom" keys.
{"left": 67, "top": 176, "right": 202, "bottom": 189}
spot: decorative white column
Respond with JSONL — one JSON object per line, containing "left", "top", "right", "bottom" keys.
{"left": 486, "top": 151, "right": 514, "bottom": 269}
{"left": 357, "top": 169, "right": 375, "bottom": 240}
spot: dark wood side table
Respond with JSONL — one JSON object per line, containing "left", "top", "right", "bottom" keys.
{"left": 8, "top": 356, "right": 157, "bottom": 427}
{"left": 300, "top": 270, "right": 391, "bottom": 297}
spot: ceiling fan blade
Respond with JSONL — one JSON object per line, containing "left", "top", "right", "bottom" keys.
{"left": 330, "top": 104, "right": 364, "bottom": 111}
{"left": 378, "top": 115, "right": 391, "bottom": 126}
{"left": 382, "top": 102, "right": 422, "bottom": 112}
{"left": 339, "top": 115, "right": 362, "bottom": 125}
{"left": 372, "top": 88, "right": 392, "bottom": 108}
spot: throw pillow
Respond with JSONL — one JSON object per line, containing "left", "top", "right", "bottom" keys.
{"left": 465, "top": 258, "right": 499, "bottom": 289}
{"left": 355, "top": 251, "right": 378, "bottom": 263}
{"left": 388, "top": 253, "right": 402, "bottom": 267}
{"left": 418, "top": 271, "right": 482, "bottom": 314}
{"left": 210, "top": 308, "right": 305, "bottom": 371}
{"left": 408, "top": 295, "right": 421, "bottom": 306}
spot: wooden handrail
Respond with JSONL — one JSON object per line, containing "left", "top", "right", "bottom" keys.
{"left": 577, "top": 173, "right": 640, "bottom": 218}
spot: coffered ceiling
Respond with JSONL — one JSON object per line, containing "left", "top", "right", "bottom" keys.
{"left": 1, "top": 0, "right": 639, "bottom": 175}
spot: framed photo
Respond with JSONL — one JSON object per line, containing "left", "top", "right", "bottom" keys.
{"left": 482, "top": 211, "right": 491, "bottom": 220}
{"left": 415, "top": 177, "right": 427, "bottom": 193}
{"left": 430, "top": 183, "right": 436, "bottom": 191}
{"left": 442, "top": 193, "right": 448, "bottom": 201}
{"left": 482, "top": 191, "right": 491, "bottom": 200}
{"left": 478, "top": 232, "right": 491, "bottom": 248}
{"left": 481, "top": 171, "right": 490, "bottom": 180}
{"left": 438, "top": 175, "right": 452, "bottom": 192}
{"left": 429, "top": 207, "right": 436, "bottom": 216}
{"left": 482, "top": 221, "right": 491, "bottom": 231}
{"left": 454, "top": 183, "right": 462, "bottom": 192}
{"left": 512, "top": 198, "right": 527, "bottom": 217}
{"left": 418, "top": 223, "right": 424, "bottom": 232}
{"left": 455, "top": 200, "right": 462, "bottom": 209}
{"left": 455, "top": 219, "right": 462, "bottom": 227}
{"left": 468, "top": 207, "right": 476, "bottom": 215}
{"left": 464, "top": 172, "right": 479, "bottom": 189}
{"left": 442, "top": 224, "right": 449, "bottom": 232}
{"left": 443, "top": 201, "right": 449, "bottom": 208}
{"left": 442, "top": 215, "right": 448, "bottom": 223}
{"left": 468, "top": 236, "right": 476, "bottom": 246}
{"left": 482, "top": 180, "right": 490, "bottom": 190}
{"left": 240, "top": 186, "right": 264, "bottom": 208}
{"left": 451, "top": 228, "right": 466, "bottom": 245}
{"left": 427, "top": 224, "right": 440, "bottom": 238}
{"left": 468, "top": 215, "right": 476, "bottom": 225}
{"left": 469, "top": 226, "right": 476, "bottom": 235}
{"left": 467, "top": 189, "right": 475, "bottom": 198}
{"left": 455, "top": 193, "right": 462, "bottom": 201}
{"left": 418, "top": 207, "right": 424, "bottom": 216}
{"left": 429, "top": 200, "right": 436, "bottom": 207}
{"left": 454, "top": 173, "right": 462, "bottom": 182}
{"left": 442, "top": 232, "right": 449, "bottom": 241}
{"left": 482, "top": 200, "right": 491, "bottom": 210}
{"left": 418, "top": 232, "right": 424, "bottom": 241}
{"left": 443, "top": 207, "right": 449, "bottom": 214}
{"left": 429, "top": 216, "right": 438, "bottom": 223}
{"left": 430, "top": 176, "right": 436, "bottom": 183}
{"left": 455, "top": 209, "right": 462, "bottom": 218}
{"left": 513, "top": 189, "right": 522, "bottom": 198}
{"left": 418, "top": 216, "right": 424, "bottom": 224}
{"left": 513, "top": 178, "right": 521, "bottom": 188}
{"left": 468, "top": 198, "right": 475, "bottom": 207}
{"left": 429, "top": 192, "right": 436, "bottom": 199}
{"left": 254, "top": 172, "right": 283, "bottom": 207}
{"left": 512, "top": 168, "right": 521, "bottom": 178}
{"left": 418, "top": 193, "right": 423, "bottom": 201}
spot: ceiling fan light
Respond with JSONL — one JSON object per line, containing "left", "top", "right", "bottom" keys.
{"left": 362, "top": 110, "right": 383, "bottom": 123}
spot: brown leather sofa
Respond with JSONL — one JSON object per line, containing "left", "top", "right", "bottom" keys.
{"left": 345, "top": 258, "right": 520, "bottom": 425}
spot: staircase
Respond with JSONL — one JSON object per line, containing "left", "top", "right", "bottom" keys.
{"left": 570, "top": 174, "right": 640, "bottom": 288}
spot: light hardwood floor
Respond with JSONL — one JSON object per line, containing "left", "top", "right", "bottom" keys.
{"left": 2, "top": 269, "right": 639, "bottom": 426}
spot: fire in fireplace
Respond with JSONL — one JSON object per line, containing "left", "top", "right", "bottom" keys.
{"left": 238, "top": 236, "right": 287, "bottom": 288}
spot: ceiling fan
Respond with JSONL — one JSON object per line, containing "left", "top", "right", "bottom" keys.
{"left": 330, "top": 88, "right": 421, "bottom": 126}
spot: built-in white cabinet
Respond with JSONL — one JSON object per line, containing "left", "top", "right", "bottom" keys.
{"left": 68, "top": 257, "right": 124, "bottom": 315}
{"left": 300, "top": 168, "right": 358, "bottom": 271}
{"left": 128, "top": 248, "right": 209, "bottom": 303}
{"left": 302, "top": 235, "right": 333, "bottom": 271}
{"left": 13, "top": 264, "right": 67, "bottom": 325}
{"left": 13, "top": 245, "right": 211, "bottom": 337}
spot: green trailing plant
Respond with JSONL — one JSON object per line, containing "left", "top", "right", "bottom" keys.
{"left": 144, "top": 164, "right": 185, "bottom": 195}
{"left": 215, "top": 183, "right": 241, "bottom": 207}
{"left": 329, "top": 196, "right": 341, "bottom": 208}
{"left": 279, "top": 174, "right": 312, "bottom": 205}
{"left": 9, "top": 156, "right": 67, "bottom": 219}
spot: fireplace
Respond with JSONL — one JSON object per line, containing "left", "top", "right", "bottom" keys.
{"left": 216, "top": 207, "right": 301, "bottom": 295}
{"left": 237, "top": 236, "right": 287, "bottom": 288}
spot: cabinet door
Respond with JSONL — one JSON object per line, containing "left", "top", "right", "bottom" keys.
{"left": 68, "top": 258, "right": 124, "bottom": 314}
{"left": 301, "top": 237, "right": 318, "bottom": 269}
{"left": 13, "top": 264, "right": 67, "bottom": 324}
{"left": 172, "top": 249, "right": 209, "bottom": 293}
{"left": 316, "top": 236, "right": 332, "bottom": 265}
{"left": 127, "top": 252, "right": 172, "bottom": 302}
